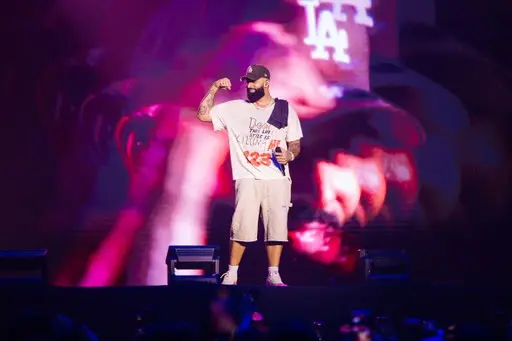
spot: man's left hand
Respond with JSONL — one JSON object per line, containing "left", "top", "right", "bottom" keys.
{"left": 275, "top": 149, "right": 293, "bottom": 164}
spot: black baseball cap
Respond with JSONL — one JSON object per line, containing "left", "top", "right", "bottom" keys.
{"left": 240, "top": 64, "right": 271, "bottom": 81}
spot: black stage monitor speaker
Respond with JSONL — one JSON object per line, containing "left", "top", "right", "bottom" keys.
{"left": 359, "top": 249, "right": 410, "bottom": 281}
{"left": 0, "top": 249, "right": 48, "bottom": 284}
{"left": 166, "top": 245, "right": 220, "bottom": 285}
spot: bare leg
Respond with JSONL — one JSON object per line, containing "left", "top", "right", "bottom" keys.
{"left": 266, "top": 242, "right": 283, "bottom": 267}
{"left": 229, "top": 240, "right": 247, "bottom": 266}
{"left": 221, "top": 241, "right": 247, "bottom": 284}
{"left": 265, "top": 242, "right": 287, "bottom": 286}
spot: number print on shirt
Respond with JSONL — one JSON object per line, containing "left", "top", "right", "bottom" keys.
{"left": 243, "top": 151, "right": 272, "bottom": 167}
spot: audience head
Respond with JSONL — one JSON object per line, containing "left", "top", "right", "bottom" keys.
{"left": 7, "top": 312, "right": 97, "bottom": 341}
{"left": 267, "top": 319, "right": 318, "bottom": 341}
{"left": 133, "top": 322, "right": 200, "bottom": 341}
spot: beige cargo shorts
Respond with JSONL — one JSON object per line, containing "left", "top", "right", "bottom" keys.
{"left": 230, "top": 178, "right": 292, "bottom": 242}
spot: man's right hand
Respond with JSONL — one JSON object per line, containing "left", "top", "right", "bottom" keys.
{"left": 198, "top": 78, "right": 231, "bottom": 122}
{"left": 213, "top": 78, "right": 232, "bottom": 90}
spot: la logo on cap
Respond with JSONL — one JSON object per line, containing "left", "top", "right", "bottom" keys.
{"left": 247, "top": 66, "right": 253, "bottom": 73}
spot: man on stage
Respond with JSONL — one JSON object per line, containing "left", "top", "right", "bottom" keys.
{"left": 196, "top": 65, "right": 303, "bottom": 286}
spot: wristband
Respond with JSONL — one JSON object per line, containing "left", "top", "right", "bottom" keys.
{"left": 289, "top": 151, "right": 295, "bottom": 161}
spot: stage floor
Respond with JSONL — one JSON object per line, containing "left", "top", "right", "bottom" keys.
{"left": 1, "top": 281, "right": 511, "bottom": 340}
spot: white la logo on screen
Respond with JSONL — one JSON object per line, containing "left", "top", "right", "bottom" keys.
{"left": 297, "top": 0, "right": 374, "bottom": 64}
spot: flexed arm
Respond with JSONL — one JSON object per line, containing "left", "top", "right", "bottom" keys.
{"left": 197, "top": 78, "right": 231, "bottom": 122}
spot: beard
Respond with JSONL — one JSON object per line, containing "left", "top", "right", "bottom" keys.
{"left": 246, "top": 86, "right": 265, "bottom": 103}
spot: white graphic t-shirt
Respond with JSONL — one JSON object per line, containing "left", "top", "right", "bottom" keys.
{"left": 210, "top": 99, "right": 303, "bottom": 180}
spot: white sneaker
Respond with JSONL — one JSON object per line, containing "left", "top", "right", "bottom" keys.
{"left": 266, "top": 272, "right": 287, "bottom": 287}
{"left": 220, "top": 271, "right": 237, "bottom": 285}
